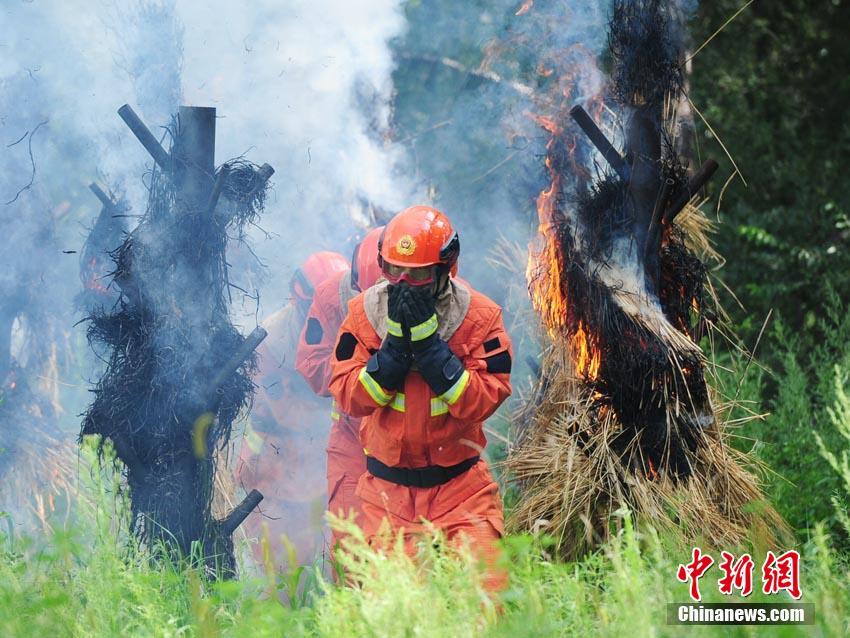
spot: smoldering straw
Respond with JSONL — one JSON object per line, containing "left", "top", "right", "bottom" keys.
{"left": 507, "top": 0, "right": 788, "bottom": 556}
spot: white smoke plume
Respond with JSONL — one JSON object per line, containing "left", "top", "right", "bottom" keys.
{"left": 0, "top": 0, "right": 415, "bottom": 540}
{"left": 0, "top": 0, "right": 414, "bottom": 365}
{"left": 2, "top": 0, "right": 414, "bottom": 299}
{"left": 174, "top": 0, "right": 417, "bottom": 315}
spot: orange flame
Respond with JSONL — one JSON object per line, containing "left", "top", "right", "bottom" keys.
{"left": 527, "top": 117, "right": 567, "bottom": 333}
{"left": 572, "top": 321, "right": 601, "bottom": 379}
{"left": 522, "top": 42, "right": 611, "bottom": 384}
{"left": 85, "top": 256, "right": 109, "bottom": 294}
{"left": 647, "top": 457, "right": 658, "bottom": 480}
{"left": 526, "top": 112, "right": 602, "bottom": 382}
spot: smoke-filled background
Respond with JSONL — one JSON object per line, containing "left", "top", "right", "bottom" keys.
{"left": 1, "top": 0, "right": 849, "bottom": 571}
{"left": 0, "top": 0, "right": 425, "bottom": 541}
{"left": 0, "top": 0, "right": 553, "bottom": 548}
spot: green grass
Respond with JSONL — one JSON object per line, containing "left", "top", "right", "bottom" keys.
{"left": 5, "top": 310, "right": 850, "bottom": 637}
{"left": 2, "top": 466, "right": 850, "bottom": 637}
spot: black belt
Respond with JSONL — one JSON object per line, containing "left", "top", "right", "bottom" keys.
{"left": 366, "top": 455, "right": 479, "bottom": 488}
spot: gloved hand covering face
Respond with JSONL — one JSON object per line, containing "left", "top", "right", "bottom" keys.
{"left": 387, "top": 283, "right": 412, "bottom": 345}
{"left": 398, "top": 285, "right": 466, "bottom": 397}
{"left": 400, "top": 284, "right": 437, "bottom": 347}
{"left": 362, "top": 282, "right": 413, "bottom": 393}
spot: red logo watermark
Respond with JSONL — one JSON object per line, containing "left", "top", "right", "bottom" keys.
{"left": 676, "top": 548, "right": 714, "bottom": 601}
{"left": 676, "top": 548, "right": 801, "bottom": 601}
{"left": 718, "top": 551, "right": 755, "bottom": 597}
{"left": 762, "top": 550, "right": 802, "bottom": 599}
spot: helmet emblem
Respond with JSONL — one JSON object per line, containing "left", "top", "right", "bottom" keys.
{"left": 396, "top": 234, "right": 416, "bottom": 256}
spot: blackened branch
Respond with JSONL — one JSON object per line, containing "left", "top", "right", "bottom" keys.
{"left": 569, "top": 105, "right": 630, "bottom": 181}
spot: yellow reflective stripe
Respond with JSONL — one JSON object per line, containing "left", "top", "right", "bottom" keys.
{"left": 358, "top": 367, "right": 393, "bottom": 406}
{"left": 390, "top": 392, "right": 406, "bottom": 412}
{"left": 440, "top": 369, "right": 470, "bottom": 405}
{"left": 386, "top": 317, "right": 404, "bottom": 338}
{"left": 331, "top": 400, "right": 341, "bottom": 421}
{"left": 430, "top": 397, "right": 449, "bottom": 416}
{"left": 409, "top": 313, "right": 438, "bottom": 342}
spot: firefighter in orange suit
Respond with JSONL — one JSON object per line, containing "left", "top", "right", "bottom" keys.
{"left": 237, "top": 251, "right": 349, "bottom": 567}
{"left": 329, "top": 206, "right": 512, "bottom": 590}
{"left": 295, "top": 227, "right": 384, "bottom": 549}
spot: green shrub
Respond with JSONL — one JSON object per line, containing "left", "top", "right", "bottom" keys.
{"left": 736, "top": 291, "right": 850, "bottom": 542}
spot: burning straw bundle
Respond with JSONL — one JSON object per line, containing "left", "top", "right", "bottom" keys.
{"left": 507, "top": 0, "right": 786, "bottom": 556}
{"left": 81, "top": 105, "right": 273, "bottom": 575}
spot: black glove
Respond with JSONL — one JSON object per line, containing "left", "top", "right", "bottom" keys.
{"left": 365, "top": 343, "right": 410, "bottom": 393}
{"left": 386, "top": 283, "right": 411, "bottom": 349}
{"left": 362, "top": 284, "right": 412, "bottom": 393}
{"left": 401, "top": 286, "right": 465, "bottom": 397}
{"left": 400, "top": 285, "right": 437, "bottom": 350}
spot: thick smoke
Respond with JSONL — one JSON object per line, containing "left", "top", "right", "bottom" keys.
{"left": 173, "top": 0, "right": 418, "bottom": 316}
{"left": 3, "top": 0, "right": 413, "bottom": 315}
{"left": 0, "top": 0, "right": 700, "bottom": 549}
{"left": 108, "top": 0, "right": 185, "bottom": 126}
{"left": 0, "top": 0, "right": 413, "bottom": 541}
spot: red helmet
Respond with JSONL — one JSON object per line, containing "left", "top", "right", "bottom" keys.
{"left": 379, "top": 205, "right": 459, "bottom": 279}
{"left": 291, "top": 251, "right": 348, "bottom": 301}
{"left": 351, "top": 226, "right": 384, "bottom": 291}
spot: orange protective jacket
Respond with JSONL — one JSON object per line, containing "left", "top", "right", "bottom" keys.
{"left": 329, "top": 279, "right": 512, "bottom": 590}
{"left": 329, "top": 278, "right": 512, "bottom": 472}
{"left": 295, "top": 268, "right": 363, "bottom": 461}
{"left": 296, "top": 270, "right": 351, "bottom": 397}
{"left": 295, "top": 269, "right": 366, "bottom": 532}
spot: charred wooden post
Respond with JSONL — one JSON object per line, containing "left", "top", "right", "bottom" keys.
{"left": 663, "top": 159, "right": 719, "bottom": 225}
{"left": 643, "top": 176, "right": 674, "bottom": 290}
{"left": 118, "top": 104, "right": 171, "bottom": 170}
{"left": 256, "top": 163, "right": 275, "bottom": 185}
{"left": 645, "top": 177, "right": 674, "bottom": 258}
{"left": 220, "top": 489, "right": 264, "bottom": 536}
{"left": 624, "top": 105, "right": 664, "bottom": 288}
{"left": 83, "top": 104, "right": 273, "bottom": 577}
{"left": 206, "top": 165, "right": 230, "bottom": 219}
{"left": 174, "top": 106, "right": 216, "bottom": 213}
{"left": 209, "top": 327, "right": 268, "bottom": 393}
{"left": 209, "top": 488, "right": 264, "bottom": 579}
{"left": 210, "top": 163, "right": 274, "bottom": 226}
{"left": 569, "top": 105, "right": 630, "bottom": 181}
{"left": 239, "top": 163, "right": 275, "bottom": 214}
{"left": 89, "top": 182, "right": 119, "bottom": 212}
